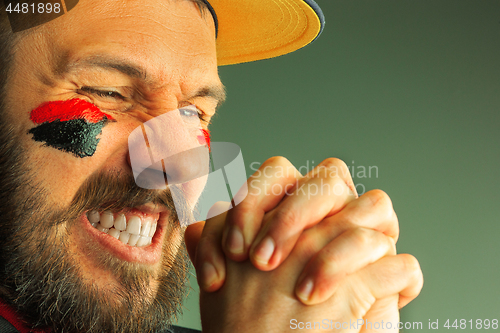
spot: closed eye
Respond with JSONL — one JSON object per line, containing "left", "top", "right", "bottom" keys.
{"left": 80, "top": 87, "right": 126, "bottom": 100}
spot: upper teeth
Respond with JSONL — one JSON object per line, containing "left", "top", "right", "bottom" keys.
{"left": 87, "top": 210, "right": 157, "bottom": 247}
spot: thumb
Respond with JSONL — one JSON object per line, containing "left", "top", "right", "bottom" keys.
{"left": 184, "top": 221, "right": 206, "bottom": 264}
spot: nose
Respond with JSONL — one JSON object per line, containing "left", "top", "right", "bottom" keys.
{"left": 127, "top": 109, "right": 210, "bottom": 190}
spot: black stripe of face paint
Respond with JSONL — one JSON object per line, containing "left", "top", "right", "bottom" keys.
{"left": 28, "top": 118, "right": 109, "bottom": 158}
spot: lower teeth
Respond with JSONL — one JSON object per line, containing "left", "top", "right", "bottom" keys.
{"left": 93, "top": 223, "right": 153, "bottom": 247}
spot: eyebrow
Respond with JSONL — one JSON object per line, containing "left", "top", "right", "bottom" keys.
{"left": 189, "top": 85, "right": 227, "bottom": 109}
{"left": 62, "top": 54, "right": 227, "bottom": 107}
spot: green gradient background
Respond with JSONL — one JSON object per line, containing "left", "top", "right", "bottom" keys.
{"left": 177, "top": 0, "right": 500, "bottom": 330}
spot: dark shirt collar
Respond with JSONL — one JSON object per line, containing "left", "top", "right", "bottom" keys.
{"left": 0, "top": 298, "right": 50, "bottom": 333}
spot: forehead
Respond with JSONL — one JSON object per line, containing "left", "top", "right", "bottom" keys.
{"left": 25, "top": 0, "right": 218, "bottom": 91}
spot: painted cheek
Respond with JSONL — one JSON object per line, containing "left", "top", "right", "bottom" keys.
{"left": 197, "top": 128, "right": 211, "bottom": 150}
{"left": 28, "top": 99, "right": 115, "bottom": 158}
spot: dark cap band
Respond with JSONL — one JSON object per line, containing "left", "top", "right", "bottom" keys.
{"left": 201, "top": 0, "right": 218, "bottom": 38}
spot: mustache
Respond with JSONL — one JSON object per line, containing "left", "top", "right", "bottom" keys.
{"left": 59, "top": 170, "right": 191, "bottom": 224}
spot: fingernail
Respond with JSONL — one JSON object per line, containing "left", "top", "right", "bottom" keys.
{"left": 226, "top": 226, "right": 244, "bottom": 255}
{"left": 201, "top": 262, "right": 218, "bottom": 289}
{"left": 297, "top": 278, "right": 314, "bottom": 302}
{"left": 253, "top": 236, "right": 275, "bottom": 265}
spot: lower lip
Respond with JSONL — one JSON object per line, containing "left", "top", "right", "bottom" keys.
{"left": 78, "top": 211, "right": 167, "bottom": 264}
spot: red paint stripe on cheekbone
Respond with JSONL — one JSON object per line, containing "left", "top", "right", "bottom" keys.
{"left": 30, "top": 99, "right": 115, "bottom": 124}
{"left": 201, "top": 128, "right": 211, "bottom": 150}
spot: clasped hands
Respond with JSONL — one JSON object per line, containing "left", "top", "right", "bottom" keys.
{"left": 185, "top": 157, "right": 423, "bottom": 332}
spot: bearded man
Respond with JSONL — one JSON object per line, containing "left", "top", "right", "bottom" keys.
{"left": 0, "top": 0, "right": 423, "bottom": 332}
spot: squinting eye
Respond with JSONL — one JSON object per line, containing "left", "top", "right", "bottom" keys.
{"left": 179, "top": 105, "right": 201, "bottom": 118}
{"left": 80, "top": 87, "right": 125, "bottom": 100}
{"left": 98, "top": 90, "right": 123, "bottom": 99}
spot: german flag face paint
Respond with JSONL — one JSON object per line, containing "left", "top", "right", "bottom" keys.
{"left": 28, "top": 99, "right": 115, "bottom": 158}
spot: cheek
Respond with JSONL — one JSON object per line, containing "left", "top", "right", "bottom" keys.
{"left": 198, "top": 129, "right": 211, "bottom": 150}
{"left": 28, "top": 99, "right": 115, "bottom": 158}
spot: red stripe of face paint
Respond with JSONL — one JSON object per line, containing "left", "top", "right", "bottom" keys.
{"left": 197, "top": 129, "right": 211, "bottom": 150}
{"left": 30, "top": 99, "right": 115, "bottom": 124}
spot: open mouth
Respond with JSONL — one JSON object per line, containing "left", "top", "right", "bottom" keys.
{"left": 80, "top": 205, "right": 170, "bottom": 264}
{"left": 87, "top": 210, "right": 157, "bottom": 247}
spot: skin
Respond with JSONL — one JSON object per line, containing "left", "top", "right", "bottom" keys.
{"left": 2, "top": 0, "right": 423, "bottom": 330}
{"left": 4, "top": 0, "right": 221, "bottom": 305}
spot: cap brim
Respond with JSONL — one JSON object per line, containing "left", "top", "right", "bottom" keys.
{"left": 208, "top": 0, "right": 325, "bottom": 66}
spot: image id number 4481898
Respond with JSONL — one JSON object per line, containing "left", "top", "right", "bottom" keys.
{"left": 5, "top": 2, "right": 61, "bottom": 14}
{"left": 442, "top": 319, "right": 498, "bottom": 330}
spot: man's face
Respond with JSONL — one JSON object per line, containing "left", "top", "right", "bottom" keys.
{"left": 0, "top": 0, "right": 221, "bottom": 331}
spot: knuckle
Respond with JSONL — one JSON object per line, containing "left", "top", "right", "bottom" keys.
{"left": 325, "top": 173, "right": 346, "bottom": 188}
{"left": 206, "top": 201, "right": 231, "bottom": 221}
{"left": 315, "top": 253, "right": 342, "bottom": 281}
{"left": 349, "top": 227, "right": 373, "bottom": 249}
{"left": 365, "top": 189, "right": 395, "bottom": 218}
{"left": 257, "top": 156, "right": 299, "bottom": 182}
{"left": 295, "top": 232, "right": 321, "bottom": 258}
{"left": 196, "top": 237, "right": 217, "bottom": 264}
{"left": 264, "top": 156, "right": 292, "bottom": 168}
{"left": 399, "top": 253, "right": 422, "bottom": 276}
{"left": 316, "top": 247, "right": 341, "bottom": 270}
{"left": 311, "top": 158, "right": 350, "bottom": 179}
{"left": 271, "top": 207, "right": 301, "bottom": 230}
{"left": 198, "top": 229, "right": 219, "bottom": 250}
{"left": 322, "top": 157, "right": 348, "bottom": 170}
{"left": 237, "top": 195, "right": 258, "bottom": 213}
{"left": 230, "top": 201, "right": 256, "bottom": 227}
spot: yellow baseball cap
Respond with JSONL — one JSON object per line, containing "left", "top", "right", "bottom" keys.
{"left": 203, "top": 0, "right": 325, "bottom": 66}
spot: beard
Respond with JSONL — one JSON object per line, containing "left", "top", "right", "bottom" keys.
{"left": 0, "top": 121, "right": 192, "bottom": 332}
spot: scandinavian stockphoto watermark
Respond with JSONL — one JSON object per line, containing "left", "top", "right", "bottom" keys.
{"left": 289, "top": 318, "right": 500, "bottom": 330}
{"left": 249, "top": 160, "right": 379, "bottom": 198}
{"left": 290, "top": 319, "right": 422, "bottom": 330}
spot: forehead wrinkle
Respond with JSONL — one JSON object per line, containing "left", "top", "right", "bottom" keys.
{"left": 65, "top": 54, "right": 148, "bottom": 82}
{"left": 92, "top": 1, "right": 214, "bottom": 55}
{"left": 109, "top": 25, "right": 212, "bottom": 58}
